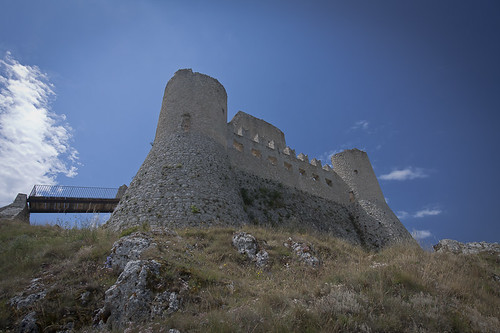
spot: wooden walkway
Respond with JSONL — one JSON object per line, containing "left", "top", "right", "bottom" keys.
{"left": 27, "top": 185, "right": 126, "bottom": 213}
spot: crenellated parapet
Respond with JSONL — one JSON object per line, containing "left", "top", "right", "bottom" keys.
{"left": 227, "top": 112, "right": 352, "bottom": 205}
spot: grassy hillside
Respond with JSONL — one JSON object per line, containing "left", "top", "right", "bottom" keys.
{"left": 0, "top": 219, "right": 499, "bottom": 332}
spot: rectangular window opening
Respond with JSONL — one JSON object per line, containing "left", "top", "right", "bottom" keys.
{"left": 233, "top": 140, "right": 243, "bottom": 152}
{"left": 251, "top": 149, "right": 262, "bottom": 158}
{"left": 268, "top": 156, "right": 278, "bottom": 166}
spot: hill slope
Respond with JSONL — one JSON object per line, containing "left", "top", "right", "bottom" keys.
{"left": 0, "top": 219, "right": 499, "bottom": 332}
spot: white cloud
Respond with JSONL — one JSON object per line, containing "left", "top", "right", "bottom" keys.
{"left": 396, "top": 210, "right": 409, "bottom": 219}
{"left": 318, "top": 149, "right": 343, "bottom": 166}
{"left": 379, "top": 167, "right": 429, "bottom": 181}
{"left": 411, "top": 229, "right": 432, "bottom": 240}
{"left": 0, "top": 52, "right": 78, "bottom": 206}
{"left": 413, "top": 209, "right": 442, "bottom": 218}
{"left": 350, "top": 120, "right": 369, "bottom": 131}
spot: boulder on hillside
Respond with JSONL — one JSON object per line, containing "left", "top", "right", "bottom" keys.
{"left": 94, "top": 259, "right": 179, "bottom": 330}
{"left": 106, "top": 232, "right": 156, "bottom": 271}
{"left": 232, "top": 232, "right": 269, "bottom": 267}
{"left": 284, "top": 237, "right": 320, "bottom": 267}
{"left": 434, "top": 239, "right": 500, "bottom": 255}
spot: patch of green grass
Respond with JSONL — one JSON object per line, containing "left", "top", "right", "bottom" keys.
{"left": 119, "top": 225, "right": 140, "bottom": 237}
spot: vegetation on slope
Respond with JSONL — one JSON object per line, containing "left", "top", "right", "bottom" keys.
{"left": 0, "top": 218, "right": 499, "bottom": 332}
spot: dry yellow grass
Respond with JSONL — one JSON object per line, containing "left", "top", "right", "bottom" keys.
{"left": 0, "top": 220, "right": 499, "bottom": 332}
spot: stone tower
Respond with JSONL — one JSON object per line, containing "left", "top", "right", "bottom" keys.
{"left": 331, "top": 149, "right": 412, "bottom": 247}
{"left": 107, "top": 69, "right": 247, "bottom": 231}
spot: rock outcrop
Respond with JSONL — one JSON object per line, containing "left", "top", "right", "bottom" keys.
{"left": 232, "top": 232, "right": 269, "bottom": 267}
{"left": 106, "top": 232, "right": 156, "bottom": 270}
{"left": 95, "top": 259, "right": 179, "bottom": 330}
{"left": 434, "top": 239, "right": 500, "bottom": 255}
{"left": 9, "top": 278, "right": 47, "bottom": 311}
{"left": 284, "top": 237, "right": 320, "bottom": 267}
{"left": 95, "top": 231, "right": 184, "bottom": 330}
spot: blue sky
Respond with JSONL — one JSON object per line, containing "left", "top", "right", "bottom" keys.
{"left": 1, "top": 0, "right": 499, "bottom": 244}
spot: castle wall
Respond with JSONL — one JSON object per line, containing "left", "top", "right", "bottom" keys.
{"left": 0, "top": 193, "right": 29, "bottom": 223}
{"left": 109, "top": 133, "right": 248, "bottom": 231}
{"left": 229, "top": 111, "right": 286, "bottom": 150}
{"left": 227, "top": 121, "right": 352, "bottom": 205}
{"left": 235, "top": 170, "right": 364, "bottom": 246}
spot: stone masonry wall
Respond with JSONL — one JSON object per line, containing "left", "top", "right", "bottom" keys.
{"left": 235, "top": 170, "right": 365, "bottom": 246}
{"left": 108, "top": 132, "right": 248, "bottom": 231}
{"left": 0, "top": 193, "right": 29, "bottom": 223}
{"left": 228, "top": 126, "right": 351, "bottom": 205}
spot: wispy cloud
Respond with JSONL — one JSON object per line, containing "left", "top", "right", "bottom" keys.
{"left": 411, "top": 229, "right": 432, "bottom": 240}
{"left": 396, "top": 211, "right": 409, "bottom": 219}
{"left": 413, "top": 209, "right": 442, "bottom": 218}
{"left": 379, "top": 167, "right": 429, "bottom": 181}
{"left": 350, "top": 120, "right": 369, "bottom": 131}
{"left": 396, "top": 206, "right": 442, "bottom": 220}
{"left": 318, "top": 149, "right": 343, "bottom": 166}
{"left": 0, "top": 52, "right": 78, "bottom": 205}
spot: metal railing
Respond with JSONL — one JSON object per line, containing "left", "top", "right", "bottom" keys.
{"left": 29, "top": 185, "right": 120, "bottom": 199}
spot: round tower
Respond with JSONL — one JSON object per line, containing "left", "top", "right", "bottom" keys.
{"left": 154, "top": 68, "right": 228, "bottom": 146}
{"left": 332, "top": 149, "right": 414, "bottom": 248}
{"left": 107, "top": 69, "right": 248, "bottom": 231}
{"left": 331, "top": 149, "right": 385, "bottom": 203}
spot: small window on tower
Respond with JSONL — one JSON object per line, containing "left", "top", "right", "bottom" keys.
{"left": 181, "top": 113, "right": 191, "bottom": 132}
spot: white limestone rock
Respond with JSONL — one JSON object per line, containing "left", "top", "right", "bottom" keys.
{"left": 18, "top": 311, "right": 39, "bottom": 333}
{"left": 95, "top": 260, "right": 179, "bottom": 330}
{"left": 107, "top": 232, "right": 156, "bottom": 271}
{"left": 9, "top": 278, "right": 47, "bottom": 310}
{"left": 284, "top": 237, "right": 320, "bottom": 267}
{"left": 232, "top": 232, "right": 269, "bottom": 267}
{"left": 434, "top": 239, "right": 500, "bottom": 255}
{"left": 232, "top": 232, "right": 257, "bottom": 258}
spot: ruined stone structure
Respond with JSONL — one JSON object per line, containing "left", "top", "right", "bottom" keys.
{"left": 107, "top": 69, "right": 412, "bottom": 249}
{"left": 0, "top": 193, "right": 29, "bottom": 222}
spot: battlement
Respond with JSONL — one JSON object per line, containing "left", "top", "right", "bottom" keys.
{"left": 227, "top": 111, "right": 351, "bottom": 204}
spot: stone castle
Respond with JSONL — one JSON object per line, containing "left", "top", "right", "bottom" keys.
{"left": 107, "top": 69, "right": 412, "bottom": 249}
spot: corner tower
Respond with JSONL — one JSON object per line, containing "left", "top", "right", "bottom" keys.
{"left": 107, "top": 69, "right": 247, "bottom": 231}
{"left": 331, "top": 149, "right": 385, "bottom": 203}
{"left": 332, "top": 149, "right": 413, "bottom": 248}
{"left": 154, "top": 69, "right": 228, "bottom": 146}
